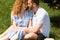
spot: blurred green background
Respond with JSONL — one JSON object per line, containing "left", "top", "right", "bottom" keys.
{"left": 0, "top": 0, "right": 60, "bottom": 40}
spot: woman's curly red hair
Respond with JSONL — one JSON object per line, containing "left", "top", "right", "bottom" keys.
{"left": 11, "top": 0, "right": 28, "bottom": 15}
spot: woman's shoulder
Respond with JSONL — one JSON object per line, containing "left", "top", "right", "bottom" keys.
{"left": 25, "top": 10, "right": 33, "bottom": 18}
{"left": 26, "top": 10, "right": 33, "bottom": 15}
{"left": 26, "top": 10, "right": 33, "bottom": 13}
{"left": 11, "top": 11, "right": 17, "bottom": 16}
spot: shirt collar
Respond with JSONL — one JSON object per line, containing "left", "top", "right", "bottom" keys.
{"left": 33, "top": 6, "right": 40, "bottom": 17}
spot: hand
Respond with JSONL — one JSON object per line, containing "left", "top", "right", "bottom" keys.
{"left": 28, "top": 27, "right": 33, "bottom": 32}
{"left": 23, "top": 28, "right": 29, "bottom": 33}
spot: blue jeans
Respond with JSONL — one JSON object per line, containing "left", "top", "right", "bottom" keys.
{"left": 18, "top": 30, "right": 26, "bottom": 40}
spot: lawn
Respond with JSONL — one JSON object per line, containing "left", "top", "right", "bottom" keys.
{"left": 0, "top": 0, "right": 60, "bottom": 40}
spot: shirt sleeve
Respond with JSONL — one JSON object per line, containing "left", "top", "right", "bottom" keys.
{"left": 37, "top": 12, "right": 46, "bottom": 24}
{"left": 11, "top": 12, "right": 16, "bottom": 21}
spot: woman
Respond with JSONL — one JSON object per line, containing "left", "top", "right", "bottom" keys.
{"left": 0, "top": 0, "right": 33, "bottom": 40}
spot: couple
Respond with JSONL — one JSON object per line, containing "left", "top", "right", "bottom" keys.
{"left": 0, "top": 0, "right": 50, "bottom": 40}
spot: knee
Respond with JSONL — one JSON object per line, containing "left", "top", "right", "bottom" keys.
{"left": 24, "top": 33, "right": 38, "bottom": 39}
{"left": 30, "top": 33, "right": 38, "bottom": 40}
{"left": 1, "top": 36, "right": 9, "bottom": 40}
{"left": 11, "top": 37, "right": 17, "bottom": 40}
{"left": 0, "top": 38, "right": 9, "bottom": 40}
{"left": 29, "top": 33, "right": 38, "bottom": 38}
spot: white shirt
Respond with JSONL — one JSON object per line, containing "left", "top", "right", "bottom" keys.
{"left": 32, "top": 7, "right": 50, "bottom": 37}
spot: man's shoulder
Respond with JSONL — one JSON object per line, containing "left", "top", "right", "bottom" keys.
{"left": 36, "top": 7, "right": 49, "bottom": 17}
{"left": 38, "top": 7, "right": 47, "bottom": 13}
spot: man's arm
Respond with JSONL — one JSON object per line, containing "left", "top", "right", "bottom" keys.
{"left": 28, "top": 24, "right": 43, "bottom": 33}
{"left": 26, "top": 19, "right": 43, "bottom": 33}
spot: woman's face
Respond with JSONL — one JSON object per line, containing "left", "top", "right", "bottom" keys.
{"left": 21, "top": 3, "right": 28, "bottom": 10}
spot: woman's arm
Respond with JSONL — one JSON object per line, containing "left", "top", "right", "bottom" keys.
{"left": 23, "top": 19, "right": 32, "bottom": 34}
{"left": 11, "top": 13, "right": 27, "bottom": 31}
{"left": 12, "top": 20, "right": 27, "bottom": 31}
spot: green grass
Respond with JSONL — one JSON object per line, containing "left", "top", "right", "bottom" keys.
{"left": 0, "top": 0, "right": 15, "bottom": 33}
{"left": 0, "top": 0, "right": 60, "bottom": 40}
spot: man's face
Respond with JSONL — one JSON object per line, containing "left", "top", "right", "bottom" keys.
{"left": 28, "top": 0, "right": 33, "bottom": 10}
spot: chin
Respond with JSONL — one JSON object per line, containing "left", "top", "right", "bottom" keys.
{"left": 29, "top": 7, "right": 33, "bottom": 10}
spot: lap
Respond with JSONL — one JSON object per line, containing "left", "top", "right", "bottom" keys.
{"left": 4, "top": 25, "right": 18, "bottom": 39}
{"left": 10, "top": 33, "right": 18, "bottom": 40}
{"left": 10, "top": 30, "right": 20, "bottom": 40}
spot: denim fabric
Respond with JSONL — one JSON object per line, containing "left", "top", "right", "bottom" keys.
{"left": 18, "top": 30, "right": 26, "bottom": 40}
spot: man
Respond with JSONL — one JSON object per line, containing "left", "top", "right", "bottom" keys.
{"left": 26, "top": 0, "right": 50, "bottom": 39}
{"left": 18, "top": 0, "right": 50, "bottom": 40}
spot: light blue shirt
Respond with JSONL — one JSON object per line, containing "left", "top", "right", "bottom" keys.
{"left": 32, "top": 7, "right": 50, "bottom": 37}
{"left": 11, "top": 10, "right": 33, "bottom": 27}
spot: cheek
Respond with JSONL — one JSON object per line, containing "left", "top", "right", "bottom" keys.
{"left": 25, "top": 6, "right": 28, "bottom": 9}
{"left": 22, "top": 5, "right": 26, "bottom": 8}
{"left": 30, "top": 3, "right": 32, "bottom": 6}
{"left": 25, "top": 5, "right": 28, "bottom": 8}
{"left": 33, "top": 4, "right": 35, "bottom": 7}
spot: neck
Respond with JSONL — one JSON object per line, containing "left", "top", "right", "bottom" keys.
{"left": 20, "top": 9, "right": 25, "bottom": 17}
{"left": 33, "top": 6, "right": 39, "bottom": 14}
